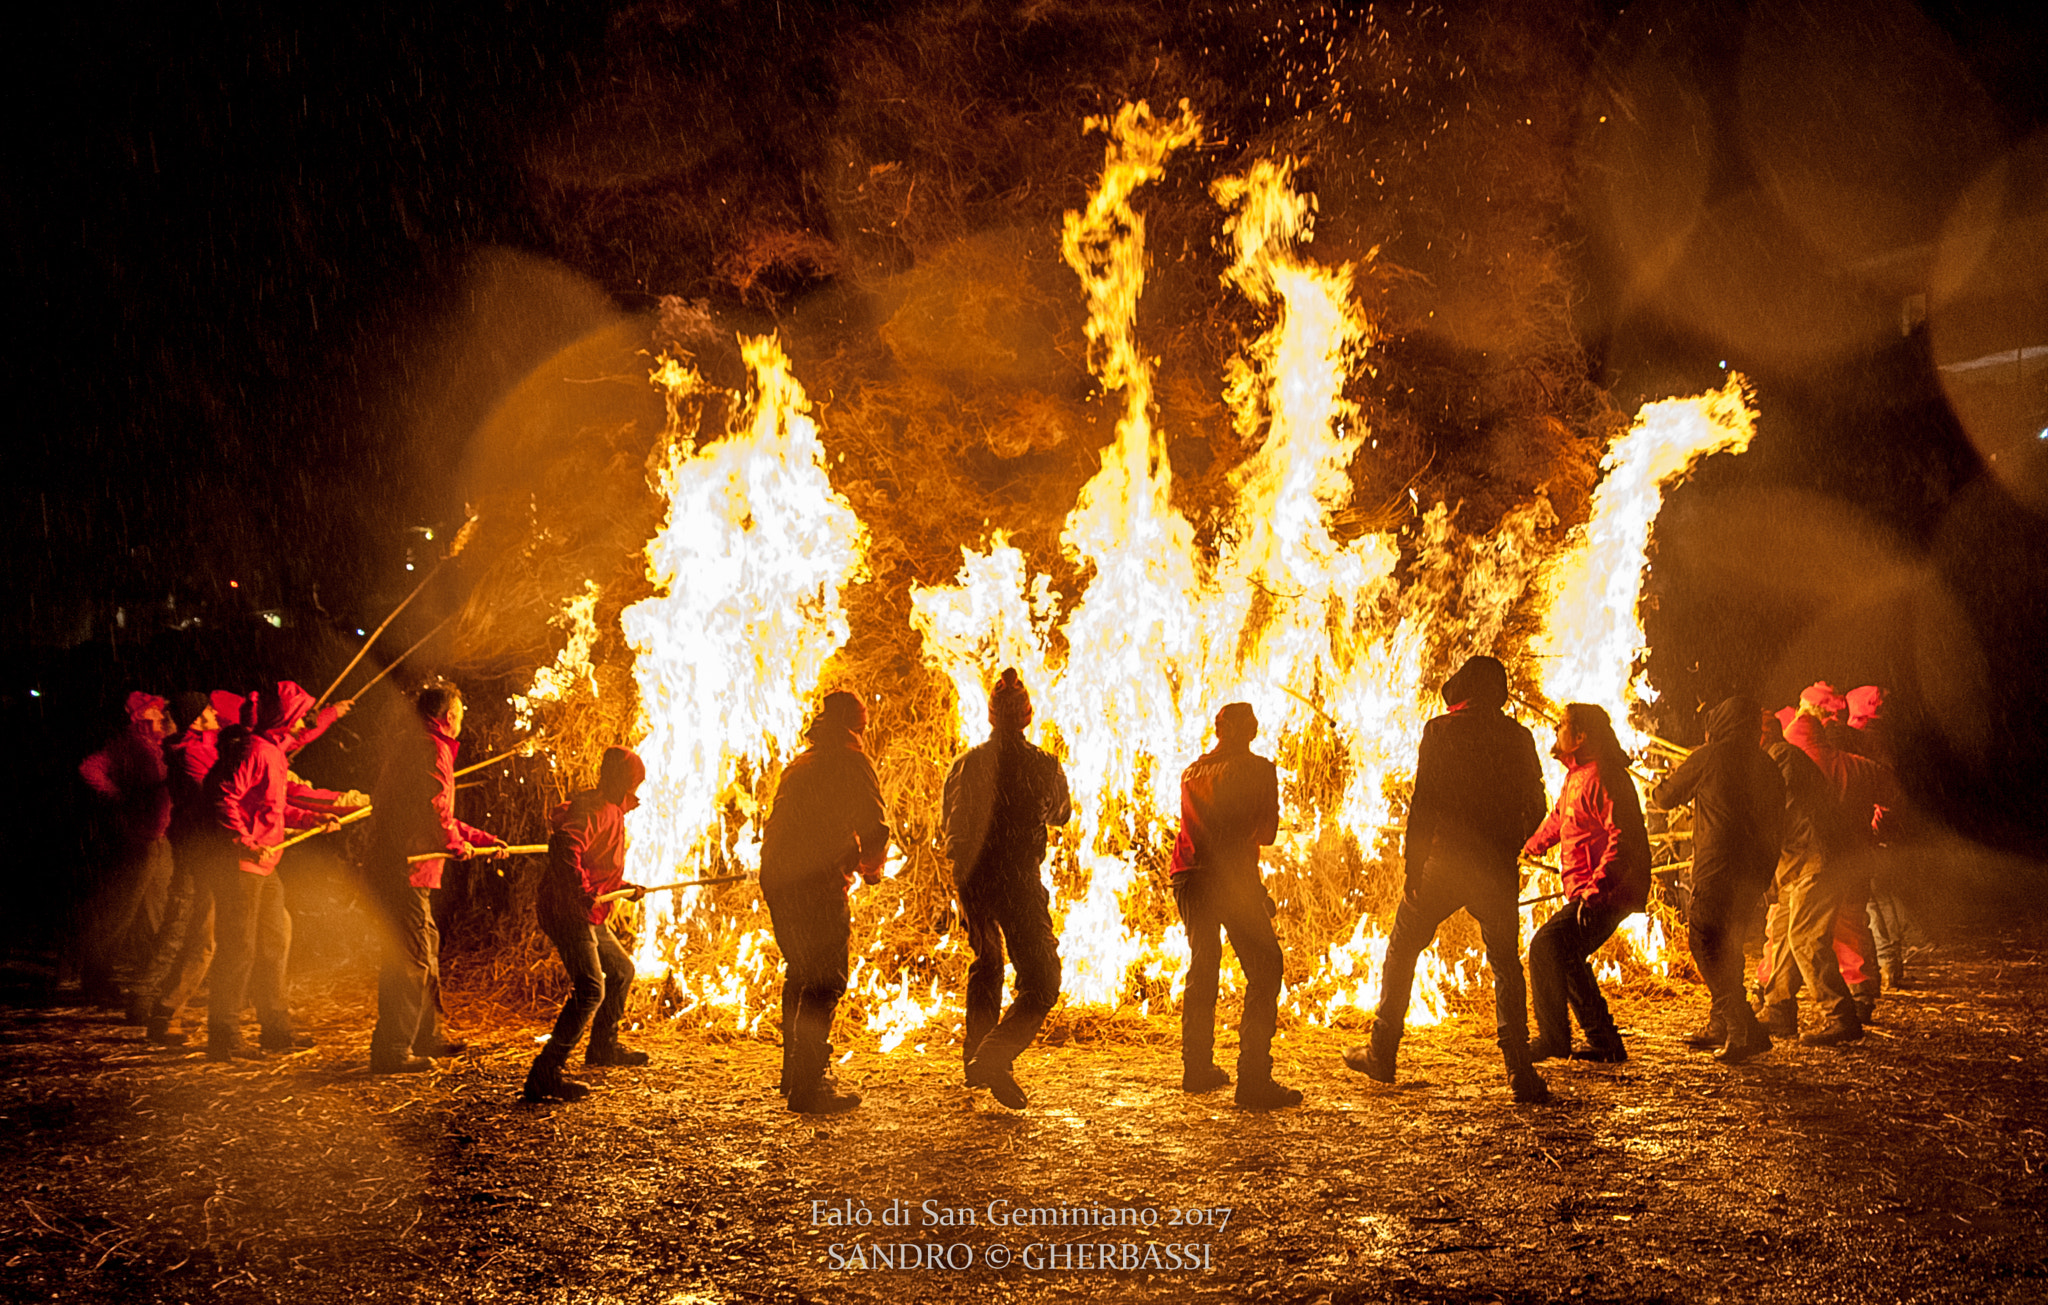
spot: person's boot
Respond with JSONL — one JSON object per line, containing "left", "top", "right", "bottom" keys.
{"left": 1234, "top": 1078, "right": 1303, "bottom": 1110}
{"left": 1854, "top": 997, "right": 1878, "bottom": 1024}
{"left": 415, "top": 1037, "right": 469, "bottom": 1058}
{"left": 1509, "top": 1065, "right": 1551, "bottom": 1104}
{"left": 966, "top": 1057, "right": 1029, "bottom": 1109}
{"left": 207, "top": 1030, "right": 263, "bottom": 1063}
{"left": 371, "top": 1045, "right": 434, "bottom": 1074}
{"left": 1571, "top": 1034, "right": 1627, "bottom": 1063}
{"left": 586, "top": 1042, "right": 651, "bottom": 1068}
{"left": 521, "top": 1059, "right": 590, "bottom": 1102}
{"left": 124, "top": 993, "right": 153, "bottom": 1026}
{"left": 788, "top": 1078, "right": 861, "bottom": 1114}
{"left": 1342, "top": 1020, "right": 1399, "bottom": 1083}
{"left": 1526, "top": 1035, "right": 1571, "bottom": 1063}
{"left": 260, "top": 1028, "right": 315, "bottom": 1052}
{"left": 145, "top": 1004, "right": 188, "bottom": 1047}
{"left": 1799, "top": 1016, "right": 1865, "bottom": 1047}
{"left": 1682, "top": 1015, "right": 1728, "bottom": 1050}
{"left": 1882, "top": 960, "right": 1909, "bottom": 990}
{"left": 1716, "top": 1030, "right": 1773, "bottom": 1064}
{"left": 1182, "top": 1063, "right": 1230, "bottom": 1093}
{"left": 1754, "top": 1003, "right": 1798, "bottom": 1039}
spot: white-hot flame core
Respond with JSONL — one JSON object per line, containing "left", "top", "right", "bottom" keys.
{"left": 610, "top": 109, "right": 1756, "bottom": 1042}
{"left": 621, "top": 338, "right": 869, "bottom": 988}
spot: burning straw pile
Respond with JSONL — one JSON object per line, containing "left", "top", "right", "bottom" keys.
{"left": 433, "top": 88, "right": 1749, "bottom": 1053}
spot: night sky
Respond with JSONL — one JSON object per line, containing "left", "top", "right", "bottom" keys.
{"left": 6, "top": 0, "right": 2046, "bottom": 847}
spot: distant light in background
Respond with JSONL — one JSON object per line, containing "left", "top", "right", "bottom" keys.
{"left": 356, "top": 628, "right": 366, "bottom": 635}
{"left": 29, "top": 690, "right": 40, "bottom": 698}
{"left": 229, "top": 580, "right": 239, "bottom": 589}
{"left": 405, "top": 563, "right": 415, "bottom": 571}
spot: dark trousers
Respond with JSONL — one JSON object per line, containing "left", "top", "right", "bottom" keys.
{"left": 1374, "top": 862, "right": 1530, "bottom": 1072}
{"left": 533, "top": 915, "right": 636, "bottom": 1070}
{"left": 141, "top": 845, "right": 217, "bottom": 1021}
{"left": 1529, "top": 896, "right": 1631, "bottom": 1051}
{"left": 959, "top": 871, "right": 1062, "bottom": 1071}
{"left": 371, "top": 878, "right": 445, "bottom": 1060}
{"left": 1175, "top": 871, "right": 1283, "bottom": 1082}
{"left": 81, "top": 835, "right": 173, "bottom": 999}
{"left": 764, "top": 875, "right": 850, "bottom": 1094}
{"left": 207, "top": 859, "right": 293, "bottom": 1046}
{"left": 1688, "top": 873, "right": 1768, "bottom": 1043}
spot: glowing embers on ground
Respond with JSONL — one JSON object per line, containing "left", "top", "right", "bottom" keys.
{"left": 619, "top": 334, "right": 869, "bottom": 1009}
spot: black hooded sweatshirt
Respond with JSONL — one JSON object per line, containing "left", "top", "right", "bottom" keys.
{"left": 1652, "top": 697, "right": 1785, "bottom": 889}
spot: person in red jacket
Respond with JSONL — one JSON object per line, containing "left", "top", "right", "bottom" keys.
{"left": 523, "top": 747, "right": 650, "bottom": 1104}
{"left": 760, "top": 691, "right": 889, "bottom": 1115}
{"left": 203, "top": 681, "right": 334, "bottom": 1061}
{"left": 1170, "top": 702, "right": 1300, "bottom": 1110}
{"left": 1523, "top": 703, "right": 1651, "bottom": 1062}
{"left": 75, "top": 690, "right": 174, "bottom": 1009}
{"left": 368, "top": 684, "right": 505, "bottom": 1074}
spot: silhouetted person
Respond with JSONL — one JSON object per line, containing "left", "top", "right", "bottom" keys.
{"left": 1345, "top": 656, "right": 1550, "bottom": 1104}
{"left": 1524, "top": 703, "right": 1651, "bottom": 1063}
{"left": 368, "top": 684, "right": 505, "bottom": 1074}
{"left": 761, "top": 691, "right": 889, "bottom": 1115}
{"left": 1652, "top": 697, "right": 1784, "bottom": 1063}
{"left": 1171, "top": 702, "right": 1299, "bottom": 1109}
{"left": 942, "top": 670, "right": 1071, "bottom": 1110}
{"left": 524, "top": 747, "right": 650, "bottom": 1104}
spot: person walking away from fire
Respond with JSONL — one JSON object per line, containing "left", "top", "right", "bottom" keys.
{"left": 75, "top": 690, "right": 174, "bottom": 1010}
{"left": 760, "top": 691, "right": 889, "bottom": 1115}
{"left": 1345, "top": 656, "right": 1551, "bottom": 1104}
{"left": 1523, "top": 703, "right": 1652, "bottom": 1063}
{"left": 1173, "top": 701, "right": 1301, "bottom": 1110}
{"left": 1651, "top": 697, "right": 1784, "bottom": 1063}
{"left": 367, "top": 683, "right": 506, "bottom": 1074}
{"left": 203, "top": 682, "right": 335, "bottom": 1061}
{"left": 1841, "top": 685, "right": 1917, "bottom": 989}
{"left": 942, "top": 670, "right": 1071, "bottom": 1111}
{"left": 523, "top": 747, "right": 651, "bottom": 1103}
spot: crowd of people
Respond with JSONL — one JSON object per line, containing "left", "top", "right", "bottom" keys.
{"left": 68, "top": 655, "right": 1915, "bottom": 1116}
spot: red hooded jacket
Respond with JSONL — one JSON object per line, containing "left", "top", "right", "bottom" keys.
{"left": 1525, "top": 756, "right": 1652, "bottom": 912}
{"left": 79, "top": 693, "right": 172, "bottom": 845}
{"left": 543, "top": 789, "right": 632, "bottom": 926}
{"left": 372, "top": 714, "right": 500, "bottom": 890}
{"left": 209, "top": 682, "right": 328, "bottom": 875}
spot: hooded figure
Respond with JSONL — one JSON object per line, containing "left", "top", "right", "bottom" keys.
{"left": 367, "top": 684, "right": 505, "bottom": 1074}
{"left": 200, "top": 681, "right": 330, "bottom": 1060}
{"left": 1522, "top": 703, "right": 1652, "bottom": 1063}
{"left": 74, "top": 691, "right": 175, "bottom": 1008}
{"left": 524, "top": 747, "right": 652, "bottom": 1103}
{"left": 940, "top": 670, "right": 1071, "bottom": 1110}
{"left": 759, "top": 689, "right": 889, "bottom": 1115}
{"left": 137, "top": 690, "right": 232, "bottom": 1044}
{"left": 1652, "top": 696, "right": 1785, "bottom": 1061}
{"left": 1344, "top": 655, "right": 1551, "bottom": 1104}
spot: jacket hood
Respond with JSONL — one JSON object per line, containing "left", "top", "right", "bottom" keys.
{"left": 255, "top": 681, "right": 315, "bottom": 736}
{"left": 1706, "top": 696, "right": 1758, "bottom": 745}
{"left": 1441, "top": 655, "right": 1510, "bottom": 712}
{"left": 124, "top": 690, "right": 167, "bottom": 726}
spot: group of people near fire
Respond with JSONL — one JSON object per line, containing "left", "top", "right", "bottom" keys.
{"left": 71, "top": 651, "right": 1909, "bottom": 1114}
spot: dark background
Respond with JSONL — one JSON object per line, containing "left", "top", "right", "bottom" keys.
{"left": 5, "top": 0, "right": 2044, "bottom": 885}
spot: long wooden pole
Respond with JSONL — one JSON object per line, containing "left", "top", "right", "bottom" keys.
{"left": 314, "top": 515, "right": 478, "bottom": 712}
{"left": 595, "top": 874, "right": 748, "bottom": 904}
{"left": 273, "top": 803, "right": 373, "bottom": 853}
{"left": 344, "top": 612, "right": 458, "bottom": 701}
{"left": 405, "top": 843, "right": 550, "bottom": 864}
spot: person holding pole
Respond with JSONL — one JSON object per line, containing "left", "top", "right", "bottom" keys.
{"left": 367, "top": 684, "right": 505, "bottom": 1074}
{"left": 1343, "top": 656, "right": 1551, "bottom": 1104}
{"left": 522, "top": 747, "right": 650, "bottom": 1103}
{"left": 760, "top": 691, "right": 890, "bottom": 1115}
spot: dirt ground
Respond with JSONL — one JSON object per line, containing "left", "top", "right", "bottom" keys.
{"left": 3, "top": 915, "right": 2045, "bottom": 1305}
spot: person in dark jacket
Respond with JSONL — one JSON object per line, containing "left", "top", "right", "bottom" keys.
{"left": 1651, "top": 697, "right": 1784, "bottom": 1062}
{"left": 523, "top": 747, "right": 649, "bottom": 1103}
{"left": 1524, "top": 703, "right": 1652, "bottom": 1063}
{"left": 1344, "top": 656, "right": 1551, "bottom": 1104}
{"left": 760, "top": 691, "right": 889, "bottom": 1115}
{"left": 203, "top": 682, "right": 333, "bottom": 1061}
{"left": 942, "top": 670, "right": 1071, "bottom": 1110}
{"left": 1842, "top": 685, "right": 1916, "bottom": 988}
{"left": 1171, "top": 701, "right": 1300, "bottom": 1110}
{"left": 134, "top": 691, "right": 228, "bottom": 1043}
{"left": 367, "top": 684, "right": 505, "bottom": 1074}
{"left": 75, "top": 690, "right": 174, "bottom": 1008}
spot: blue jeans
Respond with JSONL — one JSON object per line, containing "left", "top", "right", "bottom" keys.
{"left": 1375, "top": 861, "right": 1531, "bottom": 1071}
{"left": 534, "top": 915, "right": 636, "bottom": 1070}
